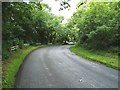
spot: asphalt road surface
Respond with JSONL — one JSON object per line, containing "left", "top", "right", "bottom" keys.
{"left": 15, "top": 45, "right": 118, "bottom": 88}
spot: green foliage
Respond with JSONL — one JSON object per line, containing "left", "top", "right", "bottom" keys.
{"left": 3, "top": 2, "right": 119, "bottom": 59}
{"left": 69, "top": 2, "right": 119, "bottom": 51}
{"left": 87, "top": 25, "right": 113, "bottom": 49}
{"left": 2, "top": 2, "right": 67, "bottom": 60}
{"left": 18, "top": 40, "right": 24, "bottom": 49}
{"left": 2, "top": 48, "right": 10, "bottom": 60}
{"left": 70, "top": 46, "right": 119, "bottom": 69}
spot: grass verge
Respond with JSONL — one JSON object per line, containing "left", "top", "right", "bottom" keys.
{"left": 70, "top": 45, "right": 119, "bottom": 70}
{"left": 2, "top": 45, "right": 43, "bottom": 88}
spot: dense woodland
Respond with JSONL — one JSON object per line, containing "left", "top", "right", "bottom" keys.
{"left": 2, "top": 1, "right": 119, "bottom": 60}
{"left": 69, "top": 2, "right": 119, "bottom": 50}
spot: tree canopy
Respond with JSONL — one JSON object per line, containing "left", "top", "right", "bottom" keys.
{"left": 67, "top": 2, "right": 119, "bottom": 50}
{"left": 2, "top": 1, "right": 119, "bottom": 60}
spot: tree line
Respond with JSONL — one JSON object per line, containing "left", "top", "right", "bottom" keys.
{"left": 2, "top": 2, "right": 119, "bottom": 60}
{"left": 2, "top": 2, "right": 76, "bottom": 60}
{"left": 67, "top": 2, "right": 119, "bottom": 51}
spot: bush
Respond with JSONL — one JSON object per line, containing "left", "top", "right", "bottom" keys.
{"left": 86, "top": 25, "right": 113, "bottom": 50}
{"left": 2, "top": 49, "right": 10, "bottom": 60}
{"left": 18, "top": 40, "right": 24, "bottom": 49}
{"left": 2, "top": 41, "right": 11, "bottom": 60}
{"left": 13, "top": 38, "right": 19, "bottom": 46}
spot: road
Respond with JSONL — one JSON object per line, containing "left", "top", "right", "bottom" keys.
{"left": 15, "top": 45, "right": 118, "bottom": 88}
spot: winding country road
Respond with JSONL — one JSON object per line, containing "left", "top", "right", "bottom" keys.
{"left": 15, "top": 45, "right": 118, "bottom": 88}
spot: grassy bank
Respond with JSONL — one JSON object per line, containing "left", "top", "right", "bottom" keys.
{"left": 2, "top": 45, "right": 43, "bottom": 88}
{"left": 70, "top": 46, "right": 119, "bottom": 70}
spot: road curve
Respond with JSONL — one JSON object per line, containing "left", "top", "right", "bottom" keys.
{"left": 15, "top": 45, "right": 118, "bottom": 88}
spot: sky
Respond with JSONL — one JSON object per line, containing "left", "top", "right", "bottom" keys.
{"left": 23, "top": 0, "right": 80, "bottom": 23}
{"left": 41, "top": 0, "right": 80, "bottom": 23}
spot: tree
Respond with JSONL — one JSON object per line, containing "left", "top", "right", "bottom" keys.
{"left": 69, "top": 2, "right": 119, "bottom": 51}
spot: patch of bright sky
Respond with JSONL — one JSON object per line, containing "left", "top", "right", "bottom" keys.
{"left": 42, "top": 0, "right": 80, "bottom": 23}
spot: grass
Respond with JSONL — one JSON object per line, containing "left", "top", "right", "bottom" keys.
{"left": 2, "top": 45, "right": 43, "bottom": 88}
{"left": 70, "top": 45, "right": 119, "bottom": 70}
